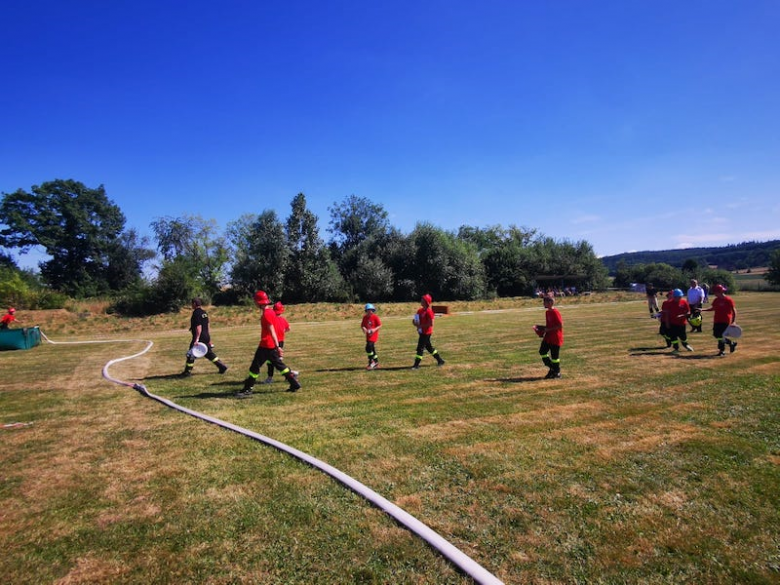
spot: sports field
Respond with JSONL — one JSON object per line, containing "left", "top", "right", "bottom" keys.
{"left": 1, "top": 292, "right": 778, "bottom": 584}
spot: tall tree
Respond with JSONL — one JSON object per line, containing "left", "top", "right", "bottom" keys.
{"left": 150, "top": 215, "right": 229, "bottom": 298}
{"left": 328, "top": 195, "right": 394, "bottom": 300}
{"left": 0, "top": 179, "right": 145, "bottom": 296}
{"left": 285, "top": 193, "right": 346, "bottom": 302}
{"left": 328, "top": 195, "right": 390, "bottom": 251}
{"left": 227, "top": 211, "right": 288, "bottom": 298}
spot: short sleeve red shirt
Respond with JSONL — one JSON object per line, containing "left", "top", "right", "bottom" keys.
{"left": 544, "top": 308, "right": 564, "bottom": 346}
{"left": 274, "top": 315, "right": 290, "bottom": 342}
{"left": 711, "top": 295, "right": 736, "bottom": 324}
{"left": 417, "top": 307, "right": 434, "bottom": 335}
{"left": 259, "top": 307, "right": 278, "bottom": 348}
{"left": 361, "top": 313, "right": 382, "bottom": 342}
{"left": 669, "top": 299, "right": 690, "bottom": 326}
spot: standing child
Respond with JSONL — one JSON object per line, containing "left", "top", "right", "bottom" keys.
{"left": 263, "top": 301, "right": 291, "bottom": 383}
{"left": 361, "top": 303, "right": 382, "bottom": 370}
{"left": 237, "top": 290, "right": 301, "bottom": 398}
{"left": 667, "top": 288, "right": 694, "bottom": 352}
{"left": 658, "top": 290, "right": 675, "bottom": 347}
{"left": 701, "top": 284, "right": 738, "bottom": 356}
{"left": 538, "top": 295, "right": 564, "bottom": 379}
{"left": 412, "top": 294, "right": 445, "bottom": 369}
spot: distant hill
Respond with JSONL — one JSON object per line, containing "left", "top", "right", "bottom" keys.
{"left": 600, "top": 240, "right": 780, "bottom": 274}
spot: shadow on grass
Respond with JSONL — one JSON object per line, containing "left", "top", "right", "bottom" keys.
{"left": 670, "top": 353, "right": 724, "bottom": 360}
{"left": 490, "top": 376, "right": 548, "bottom": 383}
{"left": 316, "top": 365, "right": 414, "bottom": 372}
{"left": 144, "top": 373, "right": 188, "bottom": 381}
{"left": 629, "top": 346, "right": 680, "bottom": 357}
{"left": 176, "top": 386, "right": 293, "bottom": 399}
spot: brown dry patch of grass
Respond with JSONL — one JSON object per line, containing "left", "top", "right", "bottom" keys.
{"left": 53, "top": 554, "right": 131, "bottom": 585}
{"left": 554, "top": 418, "right": 703, "bottom": 460}
{"left": 395, "top": 493, "right": 424, "bottom": 513}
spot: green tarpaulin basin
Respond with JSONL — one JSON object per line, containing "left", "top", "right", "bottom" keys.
{"left": 0, "top": 326, "right": 42, "bottom": 351}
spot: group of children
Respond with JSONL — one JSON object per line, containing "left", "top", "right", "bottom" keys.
{"left": 655, "top": 284, "right": 738, "bottom": 356}
{"left": 179, "top": 282, "right": 739, "bottom": 396}
{"left": 359, "top": 293, "right": 447, "bottom": 371}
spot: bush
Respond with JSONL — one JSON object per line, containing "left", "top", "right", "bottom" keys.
{"left": 0, "top": 267, "right": 69, "bottom": 309}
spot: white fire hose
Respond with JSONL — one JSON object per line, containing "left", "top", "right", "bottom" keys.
{"left": 41, "top": 331, "right": 504, "bottom": 585}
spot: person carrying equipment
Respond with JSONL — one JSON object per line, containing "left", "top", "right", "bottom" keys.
{"left": 181, "top": 298, "right": 228, "bottom": 377}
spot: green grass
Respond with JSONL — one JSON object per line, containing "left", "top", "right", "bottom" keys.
{"left": 2, "top": 293, "right": 779, "bottom": 584}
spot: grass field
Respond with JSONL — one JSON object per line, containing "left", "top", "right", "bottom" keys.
{"left": 1, "top": 293, "right": 779, "bottom": 584}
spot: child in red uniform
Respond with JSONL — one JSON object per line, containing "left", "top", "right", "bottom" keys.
{"left": 538, "top": 295, "right": 564, "bottom": 378}
{"left": 263, "top": 301, "right": 291, "bottom": 383}
{"left": 658, "top": 290, "right": 675, "bottom": 347}
{"left": 701, "top": 284, "right": 738, "bottom": 356}
{"left": 361, "top": 303, "right": 382, "bottom": 370}
{"left": 237, "top": 291, "right": 301, "bottom": 398}
{"left": 0, "top": 307, "right": 18, "bottom": 329}
{"left": 667, "top": 289, "right": 694, "bottom": 353}
{"left": 412, "top": 294, "right": 445, "bottom": 369}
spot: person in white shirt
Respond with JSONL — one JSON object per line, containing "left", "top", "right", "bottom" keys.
{"left": 687, "top": 279, "right": 705, "bottom": 332}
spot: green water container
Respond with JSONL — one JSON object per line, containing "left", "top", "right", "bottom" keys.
{"left": 0, "top": 326, "right": 42, "bottom": 351}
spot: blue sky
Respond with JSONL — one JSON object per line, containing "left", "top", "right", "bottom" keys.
{"left": 3, "top": 1, "right": 779, "bottom": 270}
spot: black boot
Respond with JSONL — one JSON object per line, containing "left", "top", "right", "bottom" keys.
{"left": 216, "top": 361, "right": 228, "bottom": 374}
{"left": 285, "top": 372, "right": 301, "bottom": 392}
{"left": 236, "top": 377, "right": 254, "bottom": 398}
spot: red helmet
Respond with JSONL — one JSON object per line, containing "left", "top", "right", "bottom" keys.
{"left": 421, "top": 294, "right": 433, "bottom": 306}
{"left": 253, "top": 290, "right": 271, "bottom": 306}
{"left": 273, "top": 301, "right": 285, "bottom": 314}
{"left": 711, "top": 284, "right": 726, "bottom": 294}
{"left": 8, "top": 307, "right": 15, "bottom": 313}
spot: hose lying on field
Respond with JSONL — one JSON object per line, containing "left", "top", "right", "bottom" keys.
{"left": 40, "top": 331, "right": 504, "bottom": 585}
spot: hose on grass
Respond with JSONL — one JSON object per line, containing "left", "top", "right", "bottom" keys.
{"left": 41, "top": 331, "right": 505, "bottom": 585}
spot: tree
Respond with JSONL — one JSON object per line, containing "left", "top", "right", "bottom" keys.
{"left": 285, "top": 193, "right": 346, "bottom": 302}
{"left": 327, "top": 195, "right": 395, "bottom": 299}
{"left": 765, "top": 249, "right": 780, "bottom": 287}
{"left": 0, "top": 179, "right": 146, "bottom": 296}
{"left": 405, "top": 223, "right": 485, "bottom": 301}
{"left": 328, "top": 195, "right": 390, "bottom": 251}
{"left": 227, "top": 211, "right": 288, "bottom": 299}
{"left": 105, "top": 228, "right": 155, "bottom": 291}
{"left": 150, "top": 215, "right": 229, "bottom": 299}
{"left": 459, "top": 225, "right": 537, "bottom": 296}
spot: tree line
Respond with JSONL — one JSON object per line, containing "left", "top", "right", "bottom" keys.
{"left": 600, "top": 240, "right": 780, "bottom": 274}
{"left": 2, "top": 179, "right": 606, "bottom": 314}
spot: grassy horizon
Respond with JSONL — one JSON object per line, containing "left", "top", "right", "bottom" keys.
{"left": 2, "top": 292, "right": 779, "bottom": 584}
